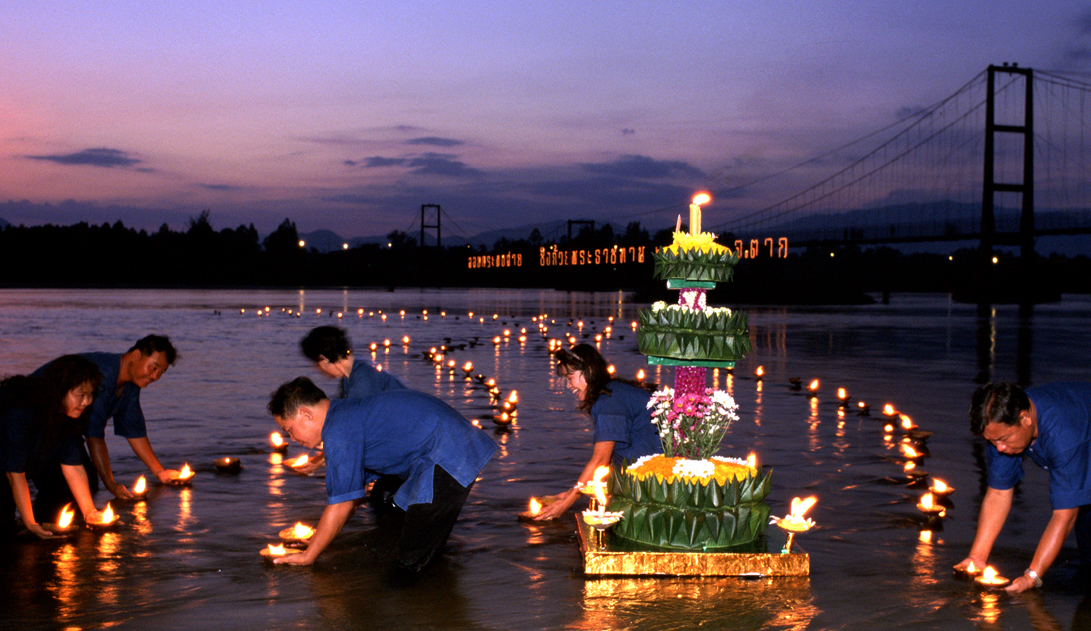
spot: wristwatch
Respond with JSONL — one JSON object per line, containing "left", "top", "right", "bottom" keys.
{"left": 1024, "top": 568, "right": 1043, "bottom": 588}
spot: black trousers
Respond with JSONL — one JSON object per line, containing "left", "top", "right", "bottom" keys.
{"left": 396, "top": 465, "right": 474, "bottom": 572}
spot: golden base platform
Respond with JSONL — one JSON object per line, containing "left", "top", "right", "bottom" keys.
{"left": 577, "top": 518, "right": 809, "bottom": 577}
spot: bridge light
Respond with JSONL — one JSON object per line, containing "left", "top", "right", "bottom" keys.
{"left": 992, "top": 256, "right": 999, "bottom": 264}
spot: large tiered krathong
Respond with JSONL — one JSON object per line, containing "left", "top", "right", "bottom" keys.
{"left": 611, "top": 228, "right": 770, "bottom": 550}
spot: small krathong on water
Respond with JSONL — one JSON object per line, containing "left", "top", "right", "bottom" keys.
{"left": 286, "top": 454, "right": 310, "bottom": 472}
{"left": 215, "top": 457, "right": 242, "bottom": 474}
{"left": 278, "top": 522, "right": 316, "bottom": 545}
{"left": 131, "top": 475, "right": 148, "bottom": 498}
{"left": 88, "top": 501, "right": 119, "bottom": 529}
{"left": 168, "top": 464, "right": 195, "bottom": 486}
{"left": 260, "top": 543, "right": 303, "bottom": 559}
{"left": 929, "top": 478, "right": 954, "bottom": 496}
{"left": 975, "top": 566, "right": 1011, "bottom": 589}
{"left": 917, "top": 492, "right": 946, "bottom": 517}
{"left": 770, "top": 496, "right": 818, "bottom": 553}
{"left": 44, "top": 503, "right": 78, "bottom": 535}
{"left": 954, "top": 559, "right": 984, "bottom": 579}
{"left": 270, "top": 432, "right": 289, "bottom": 454}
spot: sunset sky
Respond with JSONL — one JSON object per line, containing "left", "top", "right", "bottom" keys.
{"left": 2, "top": 1, "right": 1088, "bottom": 240}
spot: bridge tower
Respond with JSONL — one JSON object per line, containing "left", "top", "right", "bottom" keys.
{"left": 420, "top": 204, "right": 441, "bottom": 248}
{"left": 980, "top": 64, "right": 1034, "bottom": 304}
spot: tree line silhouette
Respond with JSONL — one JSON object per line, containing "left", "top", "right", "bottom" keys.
{"left": 1, "top": 211, "right": 1088, "bottom": 303}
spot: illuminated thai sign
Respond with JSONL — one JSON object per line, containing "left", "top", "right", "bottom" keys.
{"left": 468, "top": 252, "right": 523, "bottom": 269}
{"left": 539, "top": 246, "right": 645, "bottom": 267}
{"left": 734, "top": 237, "right": 789, "bottom": 259}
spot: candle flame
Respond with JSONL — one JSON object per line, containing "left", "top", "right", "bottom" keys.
{"left": 268, "top": 543, "right": 286, "bottom": 556}
{"left": 808, "top": 379, "right": 819, "bottom": 391}
{"left": 271, "top": 432, "right": 285, "bottom": 447}
{"left": 883, "top": 403, "right": 896, "bottom": 416}
{"left": 462, "top": 362, "right": 473, "bottom": 373}
{"left": 692, "top": 192, "right": 711, "bottom": 206}
{"left": 133, "top": 475, "right": 147, "bottom": 494}
{"left": 180, "top": 464, "right": 193, "bottom": 479}
{"left": 58, "top": 503, "right": 75, "bottom": 529}
{"left": 837, "top": 388, "right": 847, "bottom": 400}
{"left": 921, "top": 492, "right": 935, "bottom": 510}
{"left": 900, "top": 414, "right": 915, "bottom": 429}
{"left": 292, "top": 522, "right": 315, "bottom": 539}
{"left": 290, "top": 454, "right": 309, "bottom": 468}
{"left": 790, "top": 496, "right": 817, "bottom": 518}
{"left": 982, "top": 566, "right": 998, "bottom": 582}
{"left": 635, "top": 369, "right": 646, "bottom": 381}
{"left": 755, "top": 366, "right": 764, "bottom": 378}
{"left": 746, "top": 452, "right": 757, "bottom": 470}
{"left": 591, "top": 466, "right": 610, "bottom": 508}
{"left": 529, "top": 497, "right": 542, "bottom": 515}
{"left": 966, "top": 560, "right": 978, "bottom": 573}
{"left": 101, "top": 502, "right": 115, "bottom": 524}
{"left": 902, "top": 444, "right": 920, "bottom": 458}
{"left": 932, "top": 479, "right": 948, "bottom": 493}
{"left": 507, "top": 390, "right": 518, "bottom": 404}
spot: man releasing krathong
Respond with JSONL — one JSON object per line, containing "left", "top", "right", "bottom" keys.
{"left": 267, "top": 377, "right": 496, "bottom": 570}
{"left": 34, "top": 335, "right": 181, "bottom": 499}
{"left": 956, "top": 382, "right": 1091, "bottom": 593}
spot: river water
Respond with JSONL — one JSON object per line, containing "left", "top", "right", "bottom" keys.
{"left": 0, "top": 288, "right": 1088, "bottom": 631}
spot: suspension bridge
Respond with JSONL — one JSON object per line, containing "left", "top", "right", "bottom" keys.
{"left": 704, "top": 64, "right": 1091, "bottom": 259}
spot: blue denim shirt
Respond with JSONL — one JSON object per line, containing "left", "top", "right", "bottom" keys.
{"left": 322, "top": 390, "right": 497, "bottom": 508}
{"left": 986, "top": 382, "right": 1091, "bottom": 510}
{"left": 590, "top": 380, "right": 661, "bottom": 465}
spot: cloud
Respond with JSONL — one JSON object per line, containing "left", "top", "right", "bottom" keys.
{"left": 26, "top": 147, "right": 141, "bottom": 168}
{"left": 347, "top": 156, "right": 408, "bottom": 168}
{"left": 582, "top": 154, "right": 704, "bottom": 179}
{"left": 406, "top": 136, "right": 464, "bottom": 148}
{"left": 201, "top": 183, "right": 243, "bottom": 192}
{"left": 621, "top": 128, "right": 636, "bottom": 136}
{"left": 406, "top": 153, "right": 483, "bottom": 177}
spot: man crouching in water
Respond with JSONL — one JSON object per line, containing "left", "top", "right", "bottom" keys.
{"left": 267, "top": 377, "right": 496, "bottom": 570}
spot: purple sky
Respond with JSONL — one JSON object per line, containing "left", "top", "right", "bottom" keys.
{"left": 2, "top": 2, "right": 1089, "bottom": 239}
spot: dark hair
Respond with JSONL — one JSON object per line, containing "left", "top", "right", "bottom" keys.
{"left": 0, "top": 355, "right": 103, "bottom": 469}
{"left": 129, "top": 334, "right": 178, "bottom": 365}
{"left": 268, "top": 377, "right": 327, "bottom": 419}
{"left": 969, "top": 382, "right": 1030, "bottom": 436}
{"left": 554, "top": 343, "right": 615, "bottom": 413}
{"left": 300, "top": 326, "right": 352, "bottom": 363}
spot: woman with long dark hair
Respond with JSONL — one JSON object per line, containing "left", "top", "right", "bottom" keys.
{"left": 534, "top": 344, "right": 661, "bottom": 521}
{"left": 1, "top": 354, "right": 109, "bottom": 538}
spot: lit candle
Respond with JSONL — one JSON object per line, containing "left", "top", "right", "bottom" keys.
{"left": 930, "top": 479, "right": 955, "bottom": 496}
{"left": 261, "top": 543, "right": 303, "bottom": 559}
{"left": 917, "top": 492, "right": 945, "bottom": 516}
{"left": 975, "top": 566, "right": 1011, "bottom": 588}
{"left": 279, "top": 522, "right": 316, "bottom": 544}
{"left": 169, "top": 464, "right": 195, "bottom": 485}
{"left": 690, "top": 192, "right": 711, "bottom": 236}
{"left": 132, "top": 475, "right": 147, "bottom": 497}
{"left": 215, "top": 457, "right": 242, "bottom": 474}
{"left": 88, "top": 501, "right": 119, "bottom": 529}
{"left": 270, "top": 432, "right": 289, "bottom": 454}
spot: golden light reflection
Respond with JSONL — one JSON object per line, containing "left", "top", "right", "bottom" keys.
{"left": 50, "top": 543, "right": 80, "bottom": 621}
{"left": 177, "top": 487, "right": 194, "bottom": 529}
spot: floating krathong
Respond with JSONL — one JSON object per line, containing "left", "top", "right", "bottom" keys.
{"left": 929, "top": 479, "right": 954, "bottom": 496}
{"left": 215, "top": 457, "right": 242, "bottom": 474}
{"left": 518, "top": 496, "right": 545, "bottom": 522}
{"left": 286, "top": 454, "right": 310, "bottom": 470}
{"left": 87, "top": 502, "right": 119, "bottom": 530}
{"left": 975, "top": 566, "right": 1011, "bottom": 589}
{"left": 260, "top": 543, "right": 303, "bottom": 559}
{"left": 278, "top": 522, "right": 316, "bottom": 544}
{"left": 43, "top": 503, "right": 78, "bottom": 535}
{"left": 168, "top": 464, "right": 195, "bottom": 486}
{"left": 954, "top": 559, "right": 984, "bottom": 579}
{"left": 131, "top": 475, "right": 148, "bottom": 498}
{"left": 270, "top": 432, "right": 289, "bottom": 454}
{"left": 917, "top": 492, "right": 946, "bottom": 516}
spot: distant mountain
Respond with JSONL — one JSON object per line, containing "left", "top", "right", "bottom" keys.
{"left": 0, "top": 217, "right": 8, "bottom": 229}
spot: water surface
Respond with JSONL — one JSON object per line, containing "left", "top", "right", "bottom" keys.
{"left": 0, "top": 288, "right": 1088, "bottom": 630}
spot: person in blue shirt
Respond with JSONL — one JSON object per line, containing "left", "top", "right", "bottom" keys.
{"left": 267, "top": 377, "right": 496, "bottom": 570}
{"left": 296, "top": 326, "right": 409, "bottom": 476}
{"left": 956, "top": 382, "right": 1091, "bottom": 593}
{"left": 1, "top": 355, "right": 110, "bottom": 538}
{"left": 35, "top": 335, "right": 181, "bottom": 499}
{"left": 534, "top": 343, "right": 660, "bottom": 521}
{"left": 300, "top": 325, "right": 408, "bottom": 398}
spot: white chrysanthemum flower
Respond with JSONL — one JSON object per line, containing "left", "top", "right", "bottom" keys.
{"left": 651, "top": 301, "right": 667, "bottom": 312}
{"left": 628, "top": 454, "right": 660, "bottom": 470}
{"left": 672, "top": 458, "right": 715, "bottom": 479}
{"left": 712, "top": 455, "right": 749, "bottom": 466}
